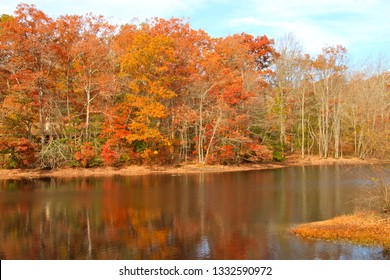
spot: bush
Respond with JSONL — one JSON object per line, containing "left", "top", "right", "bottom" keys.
{"left": 39, "top": 139, "right": 71, "bottom": 169}
{"left": 208, "top": 144, "right": 236, "bottom": 164}
{"left": 74, "top": 142, "right": 96, "bottom": 168}
{"left": 273, "top": 150, "right": 285, "bottom": 162}
{"left": 241, "top": 143, "right": 273, "bottom": 163}
{"left": 207, "top": 142, "right": 273, "bottom": 164}
{"left": 369, "top": 168, "right": 390, "bottom": 214}
{"left": 0, "top": 138, "right": 36, "bottom": 168}
{"left": 100, "top": 142, "right": 119, "bottom": 166}
{"left": 355, "top": 166, "right": 390, "bottom": 215}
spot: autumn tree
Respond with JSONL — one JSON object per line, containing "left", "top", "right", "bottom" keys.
{"left": 178, "top": 32, "right": 275, "bottom": 164}
{"left": 309, "top": 45, "right": 347, "bottom": 158}
{"left": 142, "top": 18, "right": 210, "bottom": 162}
{"left": 345, "top": 61, "right": 390, "bottom": 158}
{"left": 2, "top": 3, "right": 389, "bottom": 169}
{"left": 103, "top": 26, "right": 176, "bottom": 164}
{"left": 0, "top": 14, "right": 14, "bottom": 97}
{"left": 208, "top": 33, "right": 274, "bottom": 164}
{"left": 70, "top": 15, "right": 116, "bottom": 141}
{"left": 271, "top": 34, "right": 305, "bottom": 158}
{"left": 0, "top": 4, "right": 59, "bottom": 147}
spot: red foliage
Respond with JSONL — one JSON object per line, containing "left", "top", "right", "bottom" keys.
{"left": 0, "top": 138, "right": 36, "bottom": 168}
{"left": 206, "top": 142, "right": 272, "bottom": 164}
{"left": 206, "top": 144, "right": 236, "bottom": 164}
{"left": 14, "top": 139, "right": 36, "bottom": 166}
{"left": 100, "top": 142, "right": 119, "bottom": 166}
{"left": 74, "top": 142, "right": 96, "bottom": 167}
{"left": 141, "top": 143, "right": 173, "bottom": 166}
{"left": 0, "top": 6, "right": 278, "bottom": 169}
{"left": 241, "top": 143, "right": 273, "bottom": 163}
{"left": 218, "top": 144, "right": 236, "bottom": 164}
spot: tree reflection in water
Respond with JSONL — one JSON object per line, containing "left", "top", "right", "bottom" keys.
{"left": 0, "top": 166, "right": 388, "bottom": 259}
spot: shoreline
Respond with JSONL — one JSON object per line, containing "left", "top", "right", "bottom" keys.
{"left": 0, "top": 156, "right": 387, "bottom": 180}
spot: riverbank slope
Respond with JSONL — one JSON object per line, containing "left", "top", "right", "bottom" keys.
{"left": 0, "top": 156, "right": 386, "bottom": 180}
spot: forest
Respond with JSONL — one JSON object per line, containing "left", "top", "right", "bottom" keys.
{"left": 0, "top": 4, "right": 389, "bottom": 169}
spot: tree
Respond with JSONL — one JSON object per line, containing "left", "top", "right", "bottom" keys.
{"left": 71, "top": 14, "right": 116, "bottom": 140}
{"left": 272, "top": 34, "right": 305, "bottom": 158}
{"left": 186, "top": 33, "right": 275, "bottom": 164}
{"left": 345, "top": 61, "right": 390, "bottom": 158}
{"left": 0, "top": 4, "right": 58, "bottom": 146}
{"left": 104, "top": 28, "right": 176, "bottom": 163}
{"left": 309, "top": 45, "right": 347, "bottom": 158}
{"left": 3, "top": 4, "right": 388, "bottom": 168}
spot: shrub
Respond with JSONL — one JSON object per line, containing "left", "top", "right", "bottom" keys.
{"left": 208, "top": 144, "right": 236, "bottom": 164}
{"left": 74, "top": 142, "right": 96, "bottom": 167}
{"left": 0, "top": 138, "right": 36, "bottom": 168}
{"left": 39, "top": 139, "right": 71, "bottom": 169}
{"left": 100, "top": 142, "right": 119, "bottom": 166}
{"left": 241, "top": 143, "right": 273, "bottom": 163}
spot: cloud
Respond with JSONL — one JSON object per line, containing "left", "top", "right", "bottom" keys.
{"left": 1, "top": 0, "right": 388, "bottom": 61}
{"left": 228, "top": 0, "right": 389, "bottom": 57}
{"left": 247, "top": 0, "right": 385, "bottom": 20}
{"left": 229, "top": 17, "right": 348, "bottom": 54}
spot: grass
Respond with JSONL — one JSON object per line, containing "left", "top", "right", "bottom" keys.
{"left": 290, "top": 211, "right": 390, "bottom": 249}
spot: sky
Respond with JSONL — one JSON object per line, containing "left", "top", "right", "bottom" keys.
{"left": 1, "top": 0, "right": 389, "bottom": 66}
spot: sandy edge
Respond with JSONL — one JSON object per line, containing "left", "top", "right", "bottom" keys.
{"left": 0, "top": 156, "right": 388, "bottom": 180}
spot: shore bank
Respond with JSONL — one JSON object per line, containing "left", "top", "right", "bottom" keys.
{"left": 290, "top": 212, "right": 390, "bottom": 249}
{"left": 0, "top": 156, "right": 387, "bottom": 180}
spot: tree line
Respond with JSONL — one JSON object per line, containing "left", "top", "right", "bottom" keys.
{"left": 0, "top": 4, "right": 389, "bottom": 169}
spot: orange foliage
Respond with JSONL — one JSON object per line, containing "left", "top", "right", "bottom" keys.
{"left": 0, "top": 138, "right": 36, "bottom": 168}
{"left": 241, "top": 143, "right": 273, "bottom": 163}
{"left": 74, "top": 142, "right": 96, "bottom": 167}
{"left": 208, "top": 144, "right": 236, "bottom": 164}
{"left": 0, "top": 5, "right": 277, "bottom": 168}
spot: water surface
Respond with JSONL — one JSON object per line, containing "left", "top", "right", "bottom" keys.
{"left": 0, "top": 165, "right": 388, "bottom": 259}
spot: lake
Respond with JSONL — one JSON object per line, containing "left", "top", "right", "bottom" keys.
{"left": 0, "top": 164, "right": 388, "bottom": 260}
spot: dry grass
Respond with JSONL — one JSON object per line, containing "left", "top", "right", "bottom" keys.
{"left": 290, "top": 212, "right": 390, "bottom": 248}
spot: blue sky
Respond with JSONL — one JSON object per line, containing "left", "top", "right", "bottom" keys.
{"left": 1, "top": 0, "right": 389, "bottom": 66}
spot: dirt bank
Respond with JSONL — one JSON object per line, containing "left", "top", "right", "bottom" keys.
{"left": 0, "top": 156, "right": 387, "bottom": 180}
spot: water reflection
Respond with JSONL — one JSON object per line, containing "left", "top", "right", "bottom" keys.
{"left": 0, "top": 165, "right": 388, "bottom": 259}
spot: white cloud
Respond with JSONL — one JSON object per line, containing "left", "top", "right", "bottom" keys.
{"left": 229, "top": 0, "right": 389, "bottom": 57}
{"left": 229, "top": 17, "right": 348, "bottom": 54}
{"left": 1, "top": 0, "right": 388, "bottom": 61}
{"left": 248, "top": 0, "right": 380, "bottom": 18}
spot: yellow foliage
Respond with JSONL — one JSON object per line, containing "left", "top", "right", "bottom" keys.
{"left": 116, "top": 30, "right": 178, "bottom": 147}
